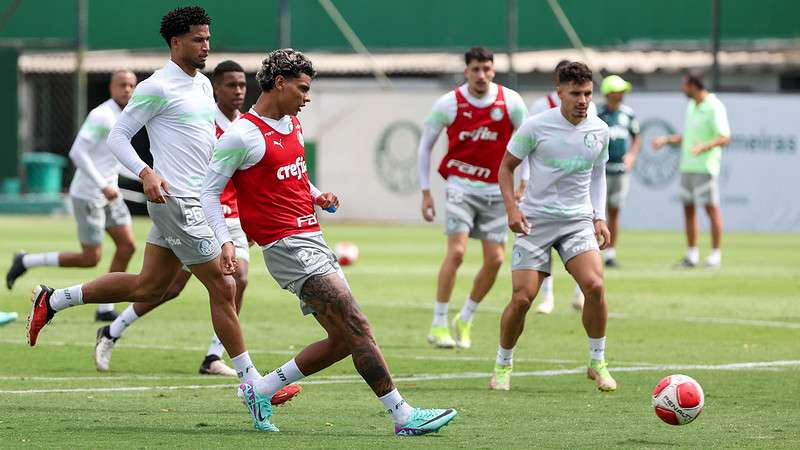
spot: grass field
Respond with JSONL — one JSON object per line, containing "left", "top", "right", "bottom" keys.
{"left": 1, "top": 215, "right": 799, "bottom": 449}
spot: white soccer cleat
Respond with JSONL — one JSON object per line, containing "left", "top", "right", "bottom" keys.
{"left": 572, "top": 289, "right": 585, "bottom": 312}
{"left": 94, "top": 326, "right": 117, "bottom": 372}
{"left": 534, "top": 292, "right": 555, "bottom": 314}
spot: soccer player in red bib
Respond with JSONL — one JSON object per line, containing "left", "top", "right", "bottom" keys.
{"left": 418, "top": 47, "right": 529, "bottom": 349}
{"left": 202, "top": 49, "right": 457, "bottom": 435}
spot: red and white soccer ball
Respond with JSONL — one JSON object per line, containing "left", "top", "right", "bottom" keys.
{"left": 334, "top": 241, "right": 359, "bottom": 266}
{"left": 652, "top": 374, "right": 705, "bottom": 425}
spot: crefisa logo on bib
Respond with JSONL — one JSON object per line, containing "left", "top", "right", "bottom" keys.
{"left": 490, "top": 106, "right": 504, "bottom": 122}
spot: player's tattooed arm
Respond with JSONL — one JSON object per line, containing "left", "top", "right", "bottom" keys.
{"left": 302, "top": 274, "right": 395, "bottom": 396}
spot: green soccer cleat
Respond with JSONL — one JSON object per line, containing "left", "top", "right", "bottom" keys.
{"left": 427, "top": 325, "right": 455, "bottom": 348}
{"left": 489, "top": 363, "right": 512, "bottom": 391}
{"left": 394, "top": 407, "right": 458, "bottom": 436}
{"left": 0, "top": 311, "right": 18, "bottom": 327}
{"left": 239, "top": 382, "right": 279, "bottom": 432}
{"left": 451, "top": 317, "right": 473, "bottom": 349}
{"left": 587, "top": 359, "right": 617, "bottom": 392}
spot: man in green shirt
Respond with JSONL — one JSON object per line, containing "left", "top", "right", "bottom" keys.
{"left": 597, "top": 75, "right": 640, "bottom": 268}
{"left": 652, "top": 72, "right": 731, "bottom": 268}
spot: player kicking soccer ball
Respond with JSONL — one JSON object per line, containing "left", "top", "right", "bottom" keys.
{"left": 201, "top": 48, "right": 457, "bottom": 435}
{"left": 489, "top": 62, "right": 616, "bottom": 393}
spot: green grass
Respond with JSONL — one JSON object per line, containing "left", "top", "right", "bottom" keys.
{"left": 1, "top": 215, "right": 799, "bottom": 449}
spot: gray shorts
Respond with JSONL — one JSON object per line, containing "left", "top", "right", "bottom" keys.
{"left": 606, "top": 172, "right": 630, "bottom": 209}
{"left": 146, "top": 196, "right": 221, "bottom": 266}
{"left": 71, "top": 196, "right": 132, "bottom": 245}
{"left": 679, "top": 173, "right": 720, "bottom": 206}
{"left": 261, "top": 232, "right": 348, "bottom": 315}
{"left": 227, "top": 218, "right": 250, "bottom": 263}
{"left": 511, "top": 216, "right": 599, "bottom": 275}
{"left": 445, "top": 188, "right": 508, "bottom": 243}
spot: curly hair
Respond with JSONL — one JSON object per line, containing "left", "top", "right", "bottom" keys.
{"left": 255, "top": 49, "right": 315, "bottom": 92}
{"left": 557, "top": 62, "right": 593, "bottom": 85}
{"left": 159, "top": 6, "right": 212, "bottom": 48}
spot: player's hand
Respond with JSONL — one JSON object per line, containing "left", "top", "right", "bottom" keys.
{"left": 141, "top": 169, "right": 169, "bottom": 203}
{"left": 220, "top": 241, "right": 238, "bottom": 275}
{"left": 315, "top": 192, "right": 339, "bottom": 212}
{"left": 514, "top": 181, "right": 527, "bottom": 202}
{"left": 508, "top": 208, "right": 530, "bottom": 235}
{"left": 421, "top": 191, "right": 435, "bottom": 222}
{"left": 101, "top": 185, "right": 119, "bottom": 201}
{"left": 594, "top": 219, "right": 611, "bottom": 250}
{"left": 691, "top": 144, "right": 705, "bottom": 155}
{"left": 651, "top": 136, "right": 668, "bottom": 151}
{"left": 623, "top": 153, "right": 636, "bottom": 171}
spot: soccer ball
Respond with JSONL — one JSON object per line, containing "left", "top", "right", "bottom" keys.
{"left": 651, "top": 374, "right": 705, "bottom": 425}
{"left": 334, "top": 241, "right": 359, "bottom": 266}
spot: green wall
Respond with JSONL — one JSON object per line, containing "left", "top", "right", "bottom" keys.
{"left": 0, "top": 48, "right": 17, "bottom": 181}
{"left": 2, "top": 0, "right": 798, "bottom": 52}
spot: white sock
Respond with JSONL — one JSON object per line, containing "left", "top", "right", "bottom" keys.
{"left": 574, "top": 284, "right": 583, "bottom": 297}
{"left": 707, "top": 248, "right": 721, "bottom": 264}
{"left": 49, "top": 285, "right": 84, "bottom": 311}
{"left": 431, "top": 302, "right": 448, "bottom": 327}
{"left": 207, "top": 334, "right": 225, "bottom": 358}
{"left": 231, "top": 352, "right": 261, "bottom": 384}
{"left": 379, "top": 388, "right": 414, "bottom": 424}
{"left": 109, "top": 304, "right": 139, "bottom": 338}
{"left": 458, "top": 298, "right": 479, "bottom": 323}
{"left": 605, "top": 247, "right": 616, "bottom": 261}
{"left": 496, "top": 345, "right": 514, "bottom": 366}
{"left": 686, "top": 247, "right": 699, "bottom": 264}
{"left": 255, "top": 359, "right": 305, "bottom": 397}
{"left": 540, "top": 276, "right": 553, "bottom": 297}
{"left": 589, "top": 337, "right": 606, "bottom": 361}
{"left": 96, "top": 303, "right": 115, "bottom": 313}
{"left": 22, "top": 252, "right": 59, "bottom": 268}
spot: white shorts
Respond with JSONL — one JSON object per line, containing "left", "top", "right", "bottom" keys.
{"left": 226, "top": 218, "right": 250, "bottom": 263}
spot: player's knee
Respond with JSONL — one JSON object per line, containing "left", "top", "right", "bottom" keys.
{"left": 79, "top": 249, "right": 102, "bottom": 267}
{"left": 484, "top": 253, "right": 504, "bottom": 272}
{"left": 447, "top": 247, "right": 466, "bottom": 266}
{"left": 233, "top": 272, "right": 248, "bottom": 292}
{"left": 116, "top": 241, "right": 136, "bottom": 260}
{"left": 582, "top": 278, "right": 604, "bottom": 300}
{"left": 511, "top": 288, "right": 535, "bottom": 310}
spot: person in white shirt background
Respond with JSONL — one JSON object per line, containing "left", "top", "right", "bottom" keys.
{"left": 6, "top": 70, "right": 138, "bottom": 322}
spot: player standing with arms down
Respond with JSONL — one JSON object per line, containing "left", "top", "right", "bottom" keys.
{"left": 26, "top": 7, "right": 269, "bottom": 408}
{"left": 418, "top": 46, "right": 529, "bottom": 349}
{"left": 652, "top": 72, "right": 730, "bottom": 268}
{"left": 490, "top": 62, "right": 617, "bottom": 392}
{"left": 597, "top": 75, "right": 641, "bottom": 267}
{"left": 528, "top": 59, "right": 597, "bottom": 314}
{"left": 202, "top": 48, "right": 457, "bottom": 435}
{"left": 6, "top": 71, "right": 138, "bottom": 322}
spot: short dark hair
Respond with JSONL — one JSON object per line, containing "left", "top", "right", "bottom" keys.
{"left": 558, "top": 62, "right": 593, "bottom": 85}
{"left": 684, "top": 71, "right": 705, "bottom": 90}
{"left": 159, "top": 6, "right": 212, "bottom": 48}
{"left": 255, "top": 48, "right": 315, "bottom": 92}
{"left": 213, "top": 60, "right": 244, "bottom": 84}
{"left": 464, "top": 46, "right": 494, "bottom": 65}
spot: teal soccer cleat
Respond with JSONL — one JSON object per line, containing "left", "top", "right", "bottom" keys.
{"left": 239, "top": 382, "right": 279, "bottom": 432}
{"left": 394, "top": 408, "right": 457, "bottom": 436}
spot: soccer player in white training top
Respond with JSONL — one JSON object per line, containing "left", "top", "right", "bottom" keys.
{"left": 527, "top": 59, "right": 597, "bottom": 314}
{"left": 26, "top": 8, "right": 271, "bottom": 418}
{"left": 418, "top": 46, "right": 529, "bottom": 349}
{"left": 490, "top": 62, "right": 617, "bottom": 392}
{"left": 202, "top": 48, "right": 458, "bottom": 435}
{"left": 6, "top": 70, "right": 138, "bottom": 322}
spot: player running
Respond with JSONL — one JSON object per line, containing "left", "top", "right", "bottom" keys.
{"left": 92, "top": 60, "right": 270, "bottom": 378}
{"left": 528, "top": 59, "right": 598, "bottom": 314}
{"left": 6, "top": 70, "right": 138, "bottom": 322}
{"left": 26, "top": 8, "right": 277, "bottom": 412}
{"left": 418, "top": 46, "right": 529, "bottom": 349}
{"left": 597, "top": 75, "right": 641, "bottom": 268}
{"left": 202, "top": 48, "right": 457, "bottom": 435}
{"left": 490, "top": 62, "right": 617, "bottom": 392}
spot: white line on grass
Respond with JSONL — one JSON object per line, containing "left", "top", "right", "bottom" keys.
{"left": 608, "top": 312, "right": 800, "bottom": 329}
{"left": 1, "top": 359, "right": 797, "bottom": 395}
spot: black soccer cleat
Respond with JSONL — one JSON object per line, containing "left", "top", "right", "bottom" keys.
{"left": 6, "top": 252, "right": 27, "bottom": 290}
{"left": 672, "top": 258, "right": 697, "bottom": 269}
{"left": 95, "top": 310, "right": 119, "bottom": 322}
{"left": 604, "top": 258, "right": 620, "bottom": 268}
